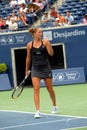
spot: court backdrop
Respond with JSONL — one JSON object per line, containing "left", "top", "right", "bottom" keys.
{"left": 0, "top": 24, "right": 87, "bottom": 89}
{"left": 11, "top": 43, "right": 66, "bottom": 87}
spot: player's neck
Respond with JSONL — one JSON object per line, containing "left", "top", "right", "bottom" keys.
{"left": 34, "top": 38, "right": 41, "bottom": 43}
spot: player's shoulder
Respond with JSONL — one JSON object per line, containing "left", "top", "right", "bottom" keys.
{"left": 26, "top": 41, "right": 32, "bottom": 49}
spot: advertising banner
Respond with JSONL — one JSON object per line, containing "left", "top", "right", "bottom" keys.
{"left": 0, "top": 74, "right": 11, "bottom": 91}
{"left": 40, "top": 67, "right": 86, "bottom": 86}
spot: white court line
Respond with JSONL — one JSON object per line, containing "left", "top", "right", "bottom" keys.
{"left": 0, "top": 110, "right": 87, "bottom": 119}
{"left": 0, "top": 110, "right": 87, "bottom": 130}
{"left": 0, "top": 118, "right": 77, "bottom": 130}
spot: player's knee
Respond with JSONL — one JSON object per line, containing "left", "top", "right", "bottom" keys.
{"left": 47, "top": 87, "right": 54, "bottom": 93}
{"left": 34, "top": 87, "right": 40, "bottom": 93}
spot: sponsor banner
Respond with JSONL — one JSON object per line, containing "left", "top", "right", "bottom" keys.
{"left": 0, "top": 74, "right": 11, "bottom": 91}
{"left": 42, "top": 25, "right": 87, "bottom": 44}
{"left": 0, "top": 32, "right": 30, "bottom": 46}
{"left": 40, "top": 67, "right": 86, "bottom": 86}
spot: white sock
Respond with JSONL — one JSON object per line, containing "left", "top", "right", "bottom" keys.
{"left": 53, "top": 106, "right": 57, "bottom": 108}
{"left": 36, "top": 110, "right": 40, "bottom": 113}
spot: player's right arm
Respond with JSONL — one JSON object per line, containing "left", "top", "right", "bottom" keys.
{"left": 25, "top": 42, "right": 32, "bottom": 76}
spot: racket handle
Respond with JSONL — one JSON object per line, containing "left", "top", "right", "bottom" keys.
{"left": 25, "top": 70, "right": 31, "bottom": 79}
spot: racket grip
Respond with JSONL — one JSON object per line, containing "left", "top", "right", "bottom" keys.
{"left": 25, "top": 70, "right": 31, "bottom": 79}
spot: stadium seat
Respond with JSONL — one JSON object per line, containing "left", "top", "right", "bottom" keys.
{"left": 84, "top": 1, "right": 87, "bottom": 4}
{"left": 65, "top": 0, "right": 72, "bottom": 4}
{"left": 26, "top": 13, "right": 38, "bottom": 25}
{"left": 65, "top": 6, "right": 72, "bottom": 10}
{"left": 73, "top": 20, "right": 78, "bottom": 24}
{"left": 75, "top": 11, "right": 83, "bottom": 17}
{"left": 71, "top": 0, "right": 79, "bottom": 2}
{"left": 7, "top": 12, "right": 12, "bottom": 17}
{"left": 48, "top": 0, "right": 54, "bottom": 5}
{"left": 83, "top": 3, "right": 87, "bottom": 8}
{"left": 79, "top": 7, "right": 86, "bottom": 15}
{"left": 70, "top": 2, "right": 77, "bottom": 6}
{"left": 62, "top": 3, "right": 68, "bottom": 7}
{"left": 61, "top": 13, "right": 66, "bottom": 16}
{"left": 77, "top": 18, "right": 83, "bottom": 24}
{"left": 70, "top": 12, "right": 75, "bottom": 16}
{"left": 17, "top": 21, "right": 25, "bottom": 30}
{"left": 73, "top": 15, "right": 79, "bottom": 20}
{"left": 1, "top": 11, "right": 8, "bottom": 18}
{"left": 58, "top": 6, "right": 65, "bottom": 11}
{"left": 39, "top": 21, "right": 54, "bottom": 28}
{"left": 71, "top": 8, "right": 78, "bottom": 13}
{"left": 6, "top": 7, "right": 12, "bottom": 13}
{"left": 75, "top": 4, "right": 81, "bottom": 9}
{"left": 78, "top": 1, "right": 84, "bottom": 5}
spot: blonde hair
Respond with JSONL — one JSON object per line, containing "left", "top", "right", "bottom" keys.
{"left": 29, "top": 28, "right": 38, "bottom": 36}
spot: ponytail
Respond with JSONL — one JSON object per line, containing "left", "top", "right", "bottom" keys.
{"left": 29, "top": 28, "right": 38, "bottom": 36}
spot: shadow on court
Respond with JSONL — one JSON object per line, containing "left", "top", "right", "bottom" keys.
{"left": 0, "top": 110, "right": 87, "bottom": 130}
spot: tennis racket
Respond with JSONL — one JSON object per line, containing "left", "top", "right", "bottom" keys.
{"left": 11, "top": 71, "right": 30, "bottom": 99}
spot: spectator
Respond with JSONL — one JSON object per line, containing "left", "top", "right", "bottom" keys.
{"left": 42, "top": 0, "right": 48, "bottom": 10}
{"left": 1, "top": 19, "right": 8, "bottom": 29}
{"left": 20, "top": 12, "right": 28, "bottom": 25}
{"left": 6, "top": 16, "right": 12, "bottom": 26}
{"left": 19, "top": 3, "right": 28, "bottom": 13}
{"left": 58, "top": 13, "right": 65, "bottom": 23}
{"left": 28, "top": 0, "right": 44, "bottom": 13}
{"left": 8, "top": 18, "right": 18, "bottom": 31}
{"left": 0, "top": 18, "right": 4, "bottom": 29}
{"left": 63, "top": 19, "right": 70, "bottom": 26}
{"left": 65, "top": 11, "right": 74, "bottom": 25}
{"left": 54, "top": 17, "right": 60, "bottom": 27}
{"left": 18, "top": 0, "right": 26, "bottom": 5}
{"left": 33, "top": 0, "right": 44, "bottom": 10}
{"left": 83, "top": 14, "right": 87, "bottom": 24}
{"left": 9, "top": 0, "right": 18, "bottom": 8}
{"left": 17, "top": 15, "right": 22, "bottom": 21}
{"left": 50, "top": 7, "right": 57, "bottom": 19}
{"left": 11, "top": 12, "right": 18, "bottom": 21}
{"left": 54, "top": 13, "right": 65, "bottom": 26}
{"left": 41, "top": 11, "right": 51, "bottom": 24}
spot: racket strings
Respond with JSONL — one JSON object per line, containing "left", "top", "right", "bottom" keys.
{"left": 11, "top": 74, "right": 29, "bottom": 99}
{"left": 12, "top": 86, "right": 23, "bottom": 99}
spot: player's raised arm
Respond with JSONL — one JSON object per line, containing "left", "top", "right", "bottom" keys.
{"left": 44, "top": 38, "right": 54, "bottom": 56}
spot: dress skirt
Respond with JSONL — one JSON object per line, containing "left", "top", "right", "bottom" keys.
{"left": 31, "top": 65, "right": 52, "bottom": 79}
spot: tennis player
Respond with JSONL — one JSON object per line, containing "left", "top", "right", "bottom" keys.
{"left": 25, "top": 27, "right": 58, "bottom": 118}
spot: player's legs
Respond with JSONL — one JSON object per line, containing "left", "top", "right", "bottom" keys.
{"left": 32, "top": 77, "right": 41, "bottom": 111}
{"left": 32, "top": 77, "right": 41, "bottom": 118}
{"left": 44, "top": 78, "right": 58, "bottom": 113}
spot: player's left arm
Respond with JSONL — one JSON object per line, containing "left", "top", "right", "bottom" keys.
{"left": 44, "top": 38, "right": 54, "bottom": 56}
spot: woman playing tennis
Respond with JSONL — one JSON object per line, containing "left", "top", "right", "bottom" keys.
{"left": 25, "top": 27, "right": 58, "bottom": 118}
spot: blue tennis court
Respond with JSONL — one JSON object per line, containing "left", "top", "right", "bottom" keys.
{"left": 0, "top": 110, "right": 87, "bottom": 130}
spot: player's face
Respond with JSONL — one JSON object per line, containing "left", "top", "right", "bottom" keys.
{"left": 35, "top": 28, "right": 43, "bottom": 39}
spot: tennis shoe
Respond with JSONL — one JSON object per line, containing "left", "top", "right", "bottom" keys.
{"left": 34, "top": 111, "right": 41, "bottom": 118}
{"left": 51, "top": 106, "right": 58, "bottom": 114}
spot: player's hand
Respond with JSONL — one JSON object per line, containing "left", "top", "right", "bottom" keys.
{"left": 25, "top": 70, "right": 31, "bottom": 77}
